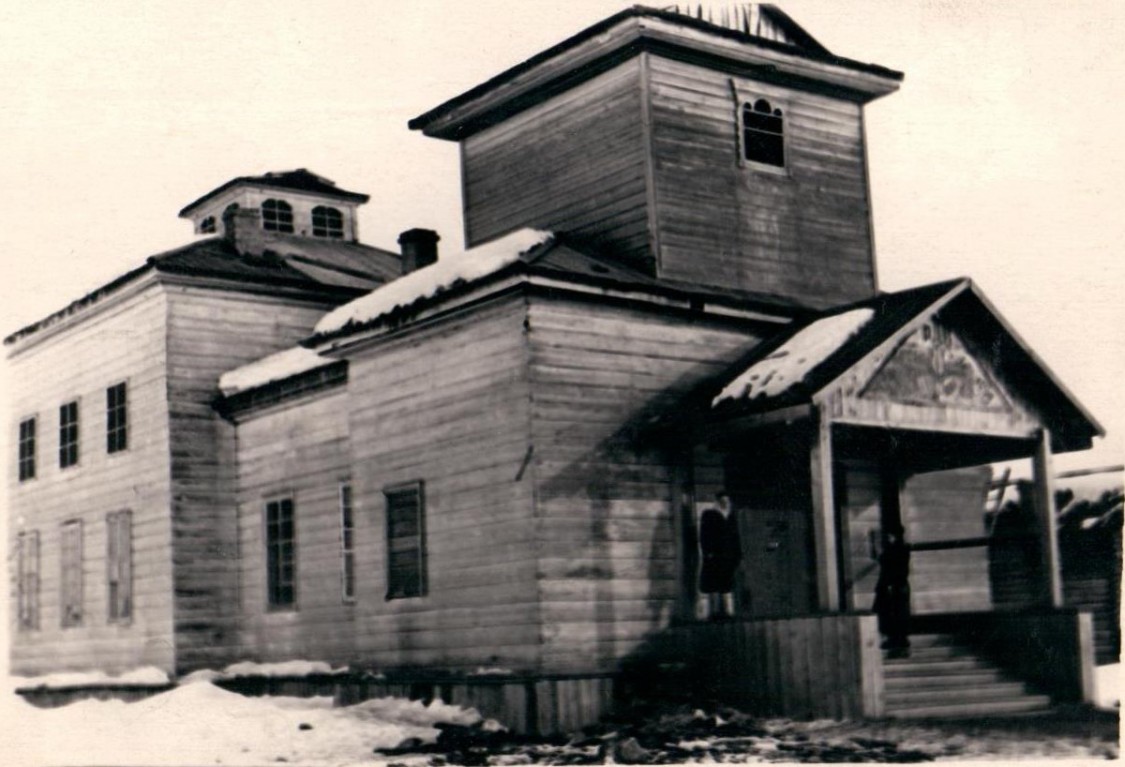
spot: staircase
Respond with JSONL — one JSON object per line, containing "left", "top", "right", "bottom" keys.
{"left": 883, "top": 633, "right": 1053, "bottom": 718}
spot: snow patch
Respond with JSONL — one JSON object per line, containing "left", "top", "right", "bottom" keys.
{"left": 5, "top": 680, "right": 481, "bottom": 766}
{"left": 713, "top": 308, "right": 875, "bottom": 406}
{"left": 315, "top": 228, "right": 553, "bottom": 337}
{"left": 218, "top": 345, "right": 331, "bottom": 396}
{"left": 218, "top": 660, "right": 348, "bottom": 678}
{"left": 469, "top": 666, "right": 514, "bottom": 676}
{"left": 1095, "top": 662, "right": 1120, "bottom": 709}
{"left": 14, "top": 666, "right": 170, "bottom": 690}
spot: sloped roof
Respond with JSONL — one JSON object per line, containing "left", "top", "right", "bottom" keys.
{"left": 5, "top": 236, "right": 400, "bottom": 345}
{"left": 411, "top": 4, "right": 902, "bottom": 139}
{"left": 178, "top": 169, "right": 370, "bottom": 217}
{"left": 309, "top": 229, "right": 800, "bottom": 346}
{"left": 702, "top": 278, "right": 1103, "bottom": 451}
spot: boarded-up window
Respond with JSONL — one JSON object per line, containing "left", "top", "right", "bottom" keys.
{"left": 312, "top": 206, "right": 344, "bottom": 239}
{"left": 60, "top": 520, "right": 83, "bottom": 627}
{"left": 17, "top": 530, "right": 40, "bottom": 630}
{"left": 106, "top": 511, "right": 132, "bottom": 622}
{"left": 106, "top": 382, "right": 128, "bottom": 454}
{"left": 340, "top": 483, "right": 355, "bottom": 602}
{"left": 18, "top": 417, "right": 36, "bottom": 482}
{"left": 59, "top": 401, "right": 79, "bottom": 469}
{"left": 262, "top": 199, "right": 294, "bottom": 233}
{"left": 742, "top": 99, "right": 785, "bottom": 168}
{"left": 384, "top": 482, "right": 426, "bottom": 600}
{"left": 266, "top": 498, "right": 296, "bottom": 608}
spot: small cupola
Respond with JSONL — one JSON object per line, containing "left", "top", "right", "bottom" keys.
{"left": 178, "top": 169, "right": 370, "bottom": 243}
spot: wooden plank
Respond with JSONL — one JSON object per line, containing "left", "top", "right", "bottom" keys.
{"left": 1032, "top": 429, "right": 1063, "bottom": 607}
{"left": 809, "top": 413, "right": 840, "bottom": 611}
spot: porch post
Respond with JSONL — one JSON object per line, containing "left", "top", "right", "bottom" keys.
{"left": 1031, "top": 428, "right": 1063, "bottom": 607}
{"left": 809, "top": 409, "right": 840, "bottom": 611}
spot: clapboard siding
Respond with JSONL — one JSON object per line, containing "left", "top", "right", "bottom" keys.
{"left": 527, "top": 296, "right": 763, "bottom": 672}
{"left": 901, "top": 467, "right": 993, "bottom": 614}
{"left": 646, "top": 55, "right": 876, "bottom": 307}
{"left": 343, "top": 296, "right": 542, "bottom": 672}
{"left": 7, "top": 284, "right": 175, "bottom": 676}
{"left": 462, "top": 59, "right": 652, "bottom": 272}
{"left": 165, "top": 288, "right": 334, "bottom": 671}
{"left": 234, "top": 389, "right": 356, "bottom": 663}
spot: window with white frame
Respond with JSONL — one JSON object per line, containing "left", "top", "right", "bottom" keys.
{"left": 312, "top": 206, "right": 344, "bottom": 239}
{"left": 741, "top": 98, "right": 785, "bottom": 168}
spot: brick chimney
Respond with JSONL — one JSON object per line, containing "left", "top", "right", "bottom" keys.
{"left": 398, "top": 228, "right": 440, "bottom": 274}
{"left": 223, "top": 206, "right": 270, "bottom": 256}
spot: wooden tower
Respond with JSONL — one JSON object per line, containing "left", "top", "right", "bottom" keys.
{"left": 411, "top": 5, "right": 902, "bottom": 308}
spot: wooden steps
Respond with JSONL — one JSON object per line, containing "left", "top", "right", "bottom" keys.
{"left": 883, "top": 633, "right": 1053, "bottom": 719}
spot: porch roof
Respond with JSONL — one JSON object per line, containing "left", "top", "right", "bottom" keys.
{"left": 676, "top": 279, "right": 1103, "bottom": 453}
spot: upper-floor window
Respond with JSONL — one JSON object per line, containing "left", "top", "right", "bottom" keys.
{"left": 59, "top": 401, "right": 79, "bottom": 469}
{"left": 18, "top": 417, "right": 36, "bottom": 482}
{"left": 340, "top": 483, "right": 355, "bottom": 602}
{"left": 385, "top": 481, "right": 427, "bottom": 600}
{"left": 17, "top": 530, "right": 40, "bottom": 631}
{"left": 60, "top": 519, "right": 83, "bottom": 627}
{"left": 106, "top": 511, "right": 133, "bottom": 623}
{"left": 266, "top": 497, "right": 296, "bottom": 608}
{"left": 742, "top": 99, "right": 785, "bottom": 168}
{"left": 200, "top": 216, "right": 216, "bottom": 234}
{"left": 262, "top": 199, "right": 294, "bottom": 233}
{"left": 106, "top": 382, "right": 128, "bottom": 454}
{"left": 312, "top": 206, "right": 344, "bottom": 239}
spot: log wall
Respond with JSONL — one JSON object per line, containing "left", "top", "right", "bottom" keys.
{"left": 164, "top": 287, "right": 334, "bottom": 671}
{"left": 527, "top": 295, "right": 764, "bottom": 672}
{"left": 7, "top": 283, "right": 175, "bottom": 675}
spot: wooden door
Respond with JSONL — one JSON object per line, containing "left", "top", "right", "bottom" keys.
{"left": 837, "top": 463, "right": 882, "bottom": 611}
{"left": 738, "top": 505, "right": 814, "bottom": 617}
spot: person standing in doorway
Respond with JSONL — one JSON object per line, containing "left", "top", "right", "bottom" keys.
{"left": 699, "top": 491, "right": 741, "bottom": 620}
{"left": 874, "top": 526, "right": 911, "bottom": 657}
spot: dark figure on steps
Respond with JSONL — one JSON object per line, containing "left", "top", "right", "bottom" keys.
{"left": 699, "top": 491, "right": 741, "bottom": 620}
{"left": 874, "top": 526, "right": 911, "bottom": 657}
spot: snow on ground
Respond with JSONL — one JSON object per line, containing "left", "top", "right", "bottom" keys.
{"left": 218, "top": 345, "right": 331, "bottom": 396}
{"left": 4, "top": 675, "right": 480, "bottom": 767}
{"left": 12, "top": 665, "right": 169, "bottom": 689}
{"left": 315, "top": 228, "right": 553, "bottom": 337}
{"left": 713, "top": 307, "right": 874, "bottom": 406}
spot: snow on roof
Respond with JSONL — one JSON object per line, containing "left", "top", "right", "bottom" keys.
{"left": 14, "top": 666, "right": 170, "bottom": 690}
{"left": 218, "top": 345, "right": 331, "bottom": 396}
{"left": 315, "top": 228, "right": 553, "bottom": 337}
{"left": 713, "top": 307, "right": 875, "bottom": 406}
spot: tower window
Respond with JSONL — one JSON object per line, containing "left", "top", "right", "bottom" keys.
{"left": 312, "top": 206, "right": 344, "bottom": 239}
{"left": 17, "top": 530, "right": 40, "bottom": 631}
{"left": 742, "top": 99, "right": 785, "bottom": 168}
{"left": 385, "top": 481, "right": 427, "bottom": 600}
{"left": 262, "top": 199, "right": 294, "bottom": 233}
{"left": 106, "top": 382, "right": 128, "bottom": 454}
{"left": 107, "top": 511, "right": 133, "bottom": 623}
{"left": 199, "top": 216, "right": 216, "bottom": 234}
{"left": 266, "top": 497, "right": 296, "bottom": 608}
{"left": 60, "top": 519, "right": 83, "bottom": 627}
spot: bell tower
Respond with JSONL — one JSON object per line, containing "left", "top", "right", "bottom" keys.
{"left": 411, "top": 4, "right": 901, "bottom": 309}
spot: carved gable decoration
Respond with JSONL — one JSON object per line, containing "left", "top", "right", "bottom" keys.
{"left": 859, "top": 321, "right": 1012, "bottom": 412}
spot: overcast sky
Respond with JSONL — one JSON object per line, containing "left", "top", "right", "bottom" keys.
{"left": 1, "top": 0, "right": 1122, "bottom": 472}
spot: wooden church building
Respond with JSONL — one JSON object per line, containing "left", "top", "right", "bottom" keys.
{"left": 7, "top": 5, "right": 1104, "bottom": 727}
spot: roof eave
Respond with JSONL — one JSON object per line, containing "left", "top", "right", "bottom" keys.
{"left": 410, "top": 6, "right": 902, "bottom": 140}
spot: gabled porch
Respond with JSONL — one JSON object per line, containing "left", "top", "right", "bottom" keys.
{"left": 659, "top": 279, "right": 1104, "bottom": 718}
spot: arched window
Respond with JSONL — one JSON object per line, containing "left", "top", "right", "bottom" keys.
{"left": 262, "top": 199, "right": 294, "bottom": 233}
{"left": 312, "top": 206, "right": 344, "bottom": 239}
{"left": 199, "top": 216, "right": 216, "bottom": 234}
{"left": 742, "top": 99, "right": 785, "bottom": 167}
